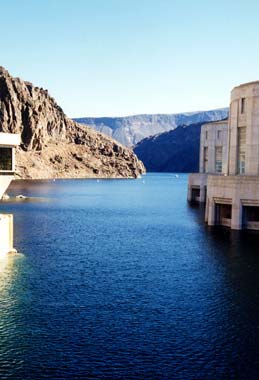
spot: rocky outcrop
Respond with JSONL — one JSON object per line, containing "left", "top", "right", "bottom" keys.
{"left": 75, "top": 108, "right": 229, "bottom": 147}
{"left": 0, "top": 66, "right": 145, "bottom": 179}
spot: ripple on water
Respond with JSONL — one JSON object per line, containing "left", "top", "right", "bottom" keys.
{"left": 0, "top": 174, "right": 258, "bottom": 379}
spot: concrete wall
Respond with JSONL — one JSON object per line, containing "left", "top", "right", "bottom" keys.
{"left": 0, "top": 134, "right": 20, "bottom": 254}
{"left": 0, "top": 133, "right": 20, "bottom": 146}
{"left": 199, "top": 121, "right": 229, "bottom": 174}
{"left": 0, "top": 214, "right": 13, "bottom": 255}
{"left": 228, "top": 81, "right": 259, "bottom": 175}
{"left": 187, "top": 121, "right": 228, "bottom": 203}
{"left": 0, "top": 133, "right": 20, "bottom": 176}
{"left": 188, "top": 173, "right": 208, "bottom": 202}
{"left": 206, "top": 175, "right": 259, "bottom": 230}
{"left": 0, "top": 176, "right": 13, "bottom": 199}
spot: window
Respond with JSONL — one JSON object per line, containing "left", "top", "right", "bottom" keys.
{"left": 205, "top": 131, "right": 208, "bottom": 140}
{"left": 241, "top": 98, "right": 246, "bottom": 114}
{"left": 0, "top": 147, "right": 13, "bottom": 171}
{"left": 204, "top": 147, "right": 208, "bottom": 173}
{"left": 238, "top": 127, "right": 246, "bottom": 174}
{"left": 217, "top": 130, "right": 222, "bottom": 139}
{"left": 215, "top": 146, "right": 223, "bottom": 173}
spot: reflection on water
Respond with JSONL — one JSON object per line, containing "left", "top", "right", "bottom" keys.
{"left": 0, "top": 255, "right": 15, "bottom": 289}
{"left": 0, "top": 253, "right": 25, "bottom": 292}
{"left": 0, "top": 253, "right": 25, "bottom": 378}
{"left": 0, "top": 174, "right": 258, "bottom": 379}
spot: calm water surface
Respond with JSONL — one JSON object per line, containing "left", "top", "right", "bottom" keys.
{"left": 0, "top": 173, "right": 259, "bottom": 379}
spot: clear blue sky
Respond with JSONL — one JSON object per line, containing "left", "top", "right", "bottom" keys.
{"left": 1, "top": 0, "right": 259, "bottom": 117}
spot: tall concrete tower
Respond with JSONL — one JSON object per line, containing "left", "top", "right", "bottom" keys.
{"left": 228, "top": 81, "right": 259, "bottom": 176}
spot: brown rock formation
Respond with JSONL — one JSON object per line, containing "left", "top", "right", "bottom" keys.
{"left": 0, "top": 66, "right": 145, "bottom": 179}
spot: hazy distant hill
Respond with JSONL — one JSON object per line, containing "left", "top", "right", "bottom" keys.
{"left": 74, "top": 108, "right": 228, "bottom": 147}
{"left": 133, "top": 122, "right": 211, "bottom": 173}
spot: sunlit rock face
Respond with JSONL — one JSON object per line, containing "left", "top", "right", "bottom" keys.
{"left": 0, "top": 67, "right": 145, "bottom": 179}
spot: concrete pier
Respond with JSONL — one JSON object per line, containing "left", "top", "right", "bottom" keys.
{"left": 0, "top": 214, "right": 15, "bottom": 255}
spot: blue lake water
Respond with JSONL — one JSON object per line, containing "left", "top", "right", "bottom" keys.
{"left": 0, "top": 173, "right": 259, "bottom": 379}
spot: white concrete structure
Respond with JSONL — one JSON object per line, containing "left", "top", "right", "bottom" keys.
{"left": 199, "top": 121, "right": 228, "bottom": 175}
{"left": 0, "top": 132, "right": 20, "bottom": 198}
{"left": 0, "top": 215, "right": 14, "bottom": 256}
{"left": 0, "top": 133, "right": 20, "bottom": 147}
{"left": 0, "top": 133, "right": 20, "bottom": 255}
{"left": 206, "top": 81, "right": 259, "bottom": 230}
{"left": 188, "top": 121, "right": 228, "bottom": 203}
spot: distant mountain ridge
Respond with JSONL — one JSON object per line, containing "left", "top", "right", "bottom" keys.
{"left": 74, "top": 108, "right": 229, "bottom": 147}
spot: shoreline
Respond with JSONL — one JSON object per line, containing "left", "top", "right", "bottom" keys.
{"left": 12, "top": 174, "right": 143, "bottom": 182}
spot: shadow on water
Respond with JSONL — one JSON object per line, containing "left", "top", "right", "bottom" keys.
{"left": 187, "top": 201, "right": 259, "bottom": 380}
{"left": 188, "top": 200, "right": 259, "bottom": 256}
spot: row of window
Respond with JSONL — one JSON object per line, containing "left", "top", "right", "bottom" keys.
{"left": 203, "top": 126, "right": 247, "bottom": 175}
{"left": 203, "top": 146, "right": 223, "bottom": 173}
{"left": 205, "top": 130, "right": 223, "bottom": 140}
{"left": 238, "top": 126, "right": 246, "bottom": 174}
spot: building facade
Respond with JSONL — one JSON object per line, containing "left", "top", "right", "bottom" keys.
{"left": 206, "top": 81, "right": 259, "bottom": 230}
{"left": 187, "top": 120, "right": 228, "bottom": 203}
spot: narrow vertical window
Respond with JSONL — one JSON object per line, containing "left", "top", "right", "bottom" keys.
{"left": 204, "top": 147, "right": 208, "bottom": 173}
{"left": 238, "top": 127, "right": 246, "bottom": 174}
{"left": 241, "top": 98, "right": 246, "bottom": 114}
{"left": 215, "top": 146, "right": 222, "bottom": 173}
{"left": 205, "top": 131, "right": 208, "bottom": 140}
{"left": 217, "top": 130, "right": 221, "bottom": 139}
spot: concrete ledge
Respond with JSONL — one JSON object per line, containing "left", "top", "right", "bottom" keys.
{"left": 0, "top": 133, "right": 20, "bottom": 146}
{"left": 188, "top": 173, "right": 208, "bottom": 202}
{"left": 207, "top": 175, "right": 259, "bottom": 203}
{"left": 207, "top": 175, "right": 259, "bottom": 230}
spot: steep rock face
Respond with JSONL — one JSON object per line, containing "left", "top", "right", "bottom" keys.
{"left": 0, "top": 67, "right": 145, "bottom": 179}
{"left": 75, "top": 108, "right": 229, "bottom": 147}
{"left": 134, "top": 121, "right": 220, "bottom": 172}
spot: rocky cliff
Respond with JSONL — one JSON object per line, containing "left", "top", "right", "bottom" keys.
{"left": 75, "top": 109, "right": 229, "bottom": 147}
{"left": 134, "top": 122, "right": 217, "bottom": 172}
{"left": 0, "top": 67, "right": 145, "bottom": 179}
